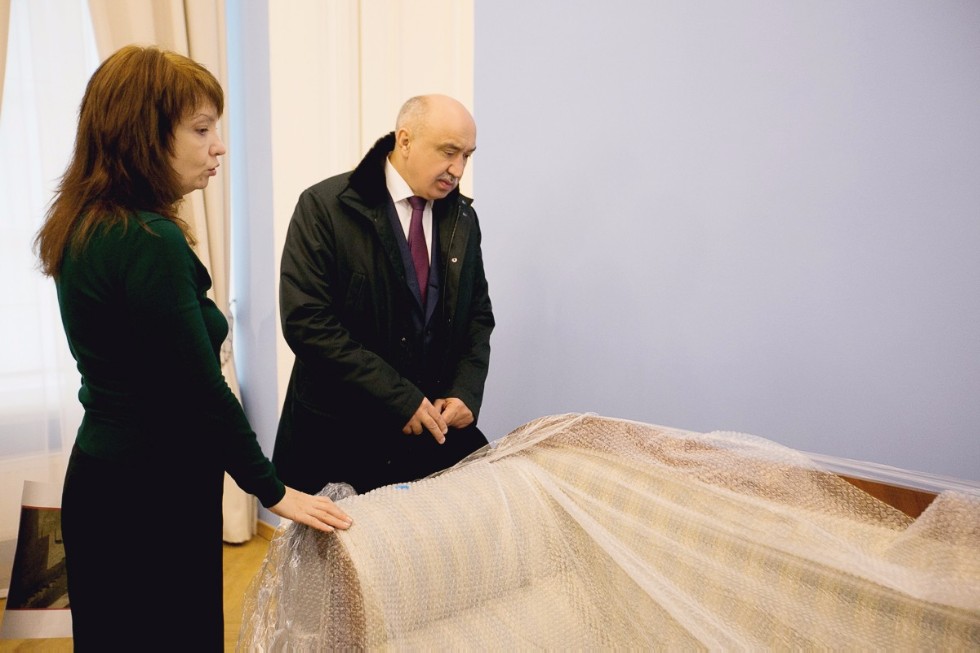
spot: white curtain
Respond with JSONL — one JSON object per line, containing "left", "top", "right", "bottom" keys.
{"left": 0, "top": 0, "right": 9, "bottom": 113}
{"left": 87, "top": 0, "right": 256, "bottom": 542}
{"left": 0, "top": 0, "right": 96, "bottom": 564}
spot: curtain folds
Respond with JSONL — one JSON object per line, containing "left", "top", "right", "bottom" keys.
{"left": 0, "top": 0, "right": 10, "bottom": 115}
{"left": 87, "top": 0, "right": 256, "bottom": 542}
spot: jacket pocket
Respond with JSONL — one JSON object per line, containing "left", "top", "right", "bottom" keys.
{"left": 345, "top": 271, "right": 366, "bottom": 312}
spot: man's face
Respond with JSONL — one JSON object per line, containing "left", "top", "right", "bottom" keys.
{"left": 398, "top": 108, "right": 477, "bottom": 201}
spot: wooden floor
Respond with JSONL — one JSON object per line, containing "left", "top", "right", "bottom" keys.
{"left": 0, "top": 533, "right": 271, "bottom": 652}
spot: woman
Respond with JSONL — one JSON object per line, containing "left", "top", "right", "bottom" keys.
{"left": 34, "top": 45, "right": 351, "bottom": 650}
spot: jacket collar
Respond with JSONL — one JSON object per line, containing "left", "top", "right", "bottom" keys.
{"left": 347, "top": 132, "right": 463, "bottom": 209}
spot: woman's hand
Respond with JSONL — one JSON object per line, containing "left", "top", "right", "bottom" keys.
{"left": 269, "top": 486, "right": 353, "bottom": 533}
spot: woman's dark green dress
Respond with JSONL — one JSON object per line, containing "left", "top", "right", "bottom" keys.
{"left": 57, "top": 213, "right": 284, "bottom": 651}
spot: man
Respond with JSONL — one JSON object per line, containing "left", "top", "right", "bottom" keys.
{"left": 272, "top": 95, "right": 494, "bottom": 495}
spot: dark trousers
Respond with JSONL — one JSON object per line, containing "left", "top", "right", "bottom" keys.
{"left": 61, "top": 444, "right": 225, "bottom": 651}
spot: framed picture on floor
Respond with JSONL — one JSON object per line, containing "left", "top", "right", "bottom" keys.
{"left": 0, "top": 481, "right": 72, "bottom": 640}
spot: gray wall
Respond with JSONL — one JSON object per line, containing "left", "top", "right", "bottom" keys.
{"left": 474, "top": 1, "right": 980, "bottom": 481}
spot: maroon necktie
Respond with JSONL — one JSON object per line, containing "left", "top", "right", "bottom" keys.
{"left": 407, "top": 196, "right": 429, "bottom": 304}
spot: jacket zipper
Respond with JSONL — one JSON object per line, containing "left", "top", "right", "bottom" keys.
{"left": 441, "top": 204, "right": 461, "bottom": 324}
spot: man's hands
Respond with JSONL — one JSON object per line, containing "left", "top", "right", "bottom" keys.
{"left": 434, "top": 397, "right": 474, "bottom": 429}
{"left": 402, "top": 397, "right": 474, "bottom": 443}
{"left": 269, "top": 486, "right": 353, "bottom": 533}
{"left": 401, "top": 398, "right": 447, "bottom": 443}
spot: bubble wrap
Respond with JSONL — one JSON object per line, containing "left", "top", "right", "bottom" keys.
{"left": 239, "top": 413, "right": 980, "bottom": 650}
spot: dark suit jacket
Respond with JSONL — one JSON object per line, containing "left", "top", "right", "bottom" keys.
{"left": 272, "top": 133, "right": 495, "bottom": 494}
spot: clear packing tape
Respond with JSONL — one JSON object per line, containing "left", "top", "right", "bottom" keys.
{"left": 239, "top": 413, "right": 980, "bottom": 650}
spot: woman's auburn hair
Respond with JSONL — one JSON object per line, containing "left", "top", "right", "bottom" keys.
{"left": 35, "top": 45, "right": 224, "bottom": 277}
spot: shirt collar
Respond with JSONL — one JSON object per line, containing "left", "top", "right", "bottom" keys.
{"left": 385, "top": 157, "right": 420, "bottom": 206}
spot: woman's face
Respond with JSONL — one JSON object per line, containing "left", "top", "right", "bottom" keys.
{"left": 170, "top": 104, "right": 226, "bottom": 197}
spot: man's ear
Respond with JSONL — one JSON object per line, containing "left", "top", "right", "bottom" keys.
{"left": 395, "top": 127, "right": 412, "bottom": 154}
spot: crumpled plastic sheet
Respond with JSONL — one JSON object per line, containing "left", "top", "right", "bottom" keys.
{"left": 239, "top": 413, "right": 980, "bottom": 650}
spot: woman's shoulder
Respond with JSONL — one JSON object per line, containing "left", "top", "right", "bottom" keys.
{"left": 132, "top": 211, "right": 185, "bottom": 238}
{"left": 106, "top": 211, "right": 194, "bottom": 268}
{"left": 129, "top": 212, "right": 194, "bottom": 250}
{"left": 83, "top": 210, "right": 181, "bottom": 250}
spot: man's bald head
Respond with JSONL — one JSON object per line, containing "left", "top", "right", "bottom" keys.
{"left": 389, "top": 95, "right": 477, "bottom": 201}
{"left": 395, "top": 94, "right": 474, "bottom": 135}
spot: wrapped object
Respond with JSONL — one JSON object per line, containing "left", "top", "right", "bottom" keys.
{"left": 240, "top": 413, "right": 980, "bottom": 650}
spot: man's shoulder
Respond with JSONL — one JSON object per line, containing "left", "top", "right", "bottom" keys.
{"left": 290, "top": 169, "right": 381, "bottom": 229}
{"left": 290, "top": 171, "right": 364, "bottom": 223}
{"left": 302, "top": 170, "right": 355, "bottom": 201}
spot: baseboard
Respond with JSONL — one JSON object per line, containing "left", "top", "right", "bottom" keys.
{"left": 805, "top": 450, "right": 980, "bottom": 494}
{"left": 256, "top": 519, "right": 277, "bottom": 541}
{"left": 803, "top": 450, "right": 980, "bottom": 519}
{"left": 838, "top": 475, "right": 937, "bottom": 518}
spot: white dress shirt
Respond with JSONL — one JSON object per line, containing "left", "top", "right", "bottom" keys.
{"left": 385, "top": 158, "right": 432, "bottom": 261}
